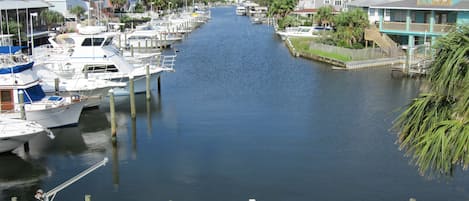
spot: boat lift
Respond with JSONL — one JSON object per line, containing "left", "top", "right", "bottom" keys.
{"left": 34, "top": 158, "right": 109, "bottom": 201}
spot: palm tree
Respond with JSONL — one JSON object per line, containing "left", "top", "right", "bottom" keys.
{"left": 393, "top": 26, "right": 469, "bottom": 177}
{"left": 333, "top": 8, "right": 368, "bottom": 47}
{"left": 314, "top": 6, "right": 334, "bottom": 27}
{"left": 268, "top": 0, "right": 297, "bottom": 18}
{"left": 40, "top": 9, "right": 64, "bottom": 31}
{"left": 70, "top": 5, "right": 85, "bottom": 22}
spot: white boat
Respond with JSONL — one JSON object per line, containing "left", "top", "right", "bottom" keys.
{"left": 276, "top": 26, "right": 332, "bottom": 40}
{"left": 236, "top": 6, "right": 246, "bottom": 16}
{"left": 0, "top": 117, "right": 52, "bottom": 153}
{"left": 37, "top": 76, "right": 127, "bottom": 108}
{"left": 0, "top": 58, "right": 85, "bottom": 128}
{"left": 33, "top": 29, "right": 175, "bottom": 94}
{"left": 125, "top": 29, "right": 179, "bottom": 49}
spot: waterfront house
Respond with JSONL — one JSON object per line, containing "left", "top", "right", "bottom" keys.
{"left": 0, "top": 0, "right": 52, "bottom": 47}
{"left": 347, "top": 0, "right": 400, "bottom": 24}
{"left": 296, "top": 0, "right": 353, "bottom": 12}
{"left": 373, "top": 0, "right": 469, "bottom": 55}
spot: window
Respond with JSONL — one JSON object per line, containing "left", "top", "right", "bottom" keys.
{"left": 103, "top": 37, "right": 113, "bottom": 46}
{"left": 369, "top": 8, "right": 375, "bottom": 16}
{"left": 385, "top": 9, "right": 390, "bottom": 17}
{"left": 0, "top": 90, "right": 13, "bottom": 111}
{"left": 81, "top": 38, "right": 105, "bottom": 46}
{"left": 335, "top": 0, "right": 341, "bottom": 6}
{"left": 324, "top": 0, "right": 330, "bottom": 4}
{"left": 83, "top": 65, "right": 119, "bottom": 73}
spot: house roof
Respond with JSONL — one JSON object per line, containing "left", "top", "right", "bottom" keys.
{"left": 292, "top": 8, "right": 318, "bottom": 13}
{"left": 371, "top": 0, "right": 469, "bottom": 11}
{"left": 0, "top": 0, "right": 53, "bottom": 10}
{"left": 347, "top": 0, "right": 401, "bottom": 7}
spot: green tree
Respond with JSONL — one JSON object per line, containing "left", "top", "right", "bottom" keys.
{"left": 278, "top": 15, "right": 301, "bottom": 29}
{"left": 70, "top": 5, "right": 85, "bottom": 21}
{"left": 40, "top": 9, "right": 64, "bottom": 31}
{"left": 110, "top": 0, "right": 127, "bottom": 12}
{"left": 333, "top": 8, "right": 368, "bottom": 48}
{"left": 393, "top": 26, "right": 469, "bottom": 177}
{"left": 314, "top": 6, "right": 334, "bottom": 27}
{"left": 1, "top": 21, "right": 23, "bottom": 42}
{"left": 268, "top": 0, "right": 297, "bottom": 18}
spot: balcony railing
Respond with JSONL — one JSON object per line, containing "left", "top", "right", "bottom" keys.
{"left": 382, "top": 21, "right": 454, "bottom": 34}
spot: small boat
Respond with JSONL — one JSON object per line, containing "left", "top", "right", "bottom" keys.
{"left": 236, "top": 6, "right": 246, "bottom": 16}
{"left": 276, "top": 26, "right": 332, "bottom": 40}
{"left": 33, "top": 30, "right": 175, "bottom": 94}
{"left": 0, "top": 56, "right": 85, "bottom": 128}
{"left": 0, "top": 117, "right": 53, "bottom": 153}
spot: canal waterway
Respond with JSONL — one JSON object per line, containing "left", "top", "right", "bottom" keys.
{"left": 2, "top": 6, "right": 469, "bottom": 201}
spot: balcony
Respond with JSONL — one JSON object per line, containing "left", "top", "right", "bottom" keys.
{"left": 382, "top": 21, "right": 454, "bottom": 34}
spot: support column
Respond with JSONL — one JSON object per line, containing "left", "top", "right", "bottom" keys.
{"left": 429, "top": 10, "right": 435, "bottom": 33}
{"left": 406, "top": 35, "right": 415, "bottom": 74}
{"left": 406, "top": 10, "right": 411, "bottom": 32}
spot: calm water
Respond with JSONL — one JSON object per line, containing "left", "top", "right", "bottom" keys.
{"left": 2, "top": 7, "right": 469, "bottom": 201}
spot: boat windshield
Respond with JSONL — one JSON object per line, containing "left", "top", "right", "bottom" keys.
{"left": 103, "top": 37, "right": 113, "bottom": 46}
{"left": 81, "top": 38, "right": 105, "bottom": 46}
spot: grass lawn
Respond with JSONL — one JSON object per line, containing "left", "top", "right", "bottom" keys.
{"left": 290, "top": 38, "right": 352, "bottom": 62}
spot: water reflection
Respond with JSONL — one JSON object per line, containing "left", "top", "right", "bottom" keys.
{"left": 0, "top": 154, "right": 48, "bottom": 200}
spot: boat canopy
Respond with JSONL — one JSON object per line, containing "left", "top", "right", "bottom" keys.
{"left": 19, "top": 84, "right": 46, "bottom": 104}
{"left": 0, "top": 61, "right": 34, "bottom": 74}
{"left": 0, "top": 46, "right": 25, "bottom": 54}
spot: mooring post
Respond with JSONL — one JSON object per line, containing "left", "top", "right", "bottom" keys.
{"left": 18, "top": 91, "right": 25, "bottom": 120}
{"left": 54, "top": 78, "right": 60, "bottom": 95}
{"left": 130, "top": 45, "right": 134, "bottom": 57}
{"left": 129, "top": 75, "right": 136, "bottom": 119}
{"left": 124, "top": 33, "right": 127, "bottom": 48}
{"left": 157, "top": 76, "right": 161, "bottom": 94}
{"left": 145, "top": 39, "right": 148, "bottom": 49}
{"left": 138, "top": 41, "right": 141, "bottom": 49}
{"left": 146, "top": 64, "right": 151, "bottom": 100}
{"left": 118, "top": 33, "right": 121, "bottom": 48}
{"left": 85, "top": 194, "right": 91, "bottom": 201}
{"left": 120, "top": 48, "right": 123, "bottom": 56}
{"left": 109, "top": 89, "right": 116, "bottom": 140}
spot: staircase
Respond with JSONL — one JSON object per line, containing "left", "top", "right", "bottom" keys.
{"left": 365, "top": 26, "right": 403, "bottom": 57}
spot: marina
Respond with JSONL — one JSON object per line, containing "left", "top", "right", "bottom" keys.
{"left": 1, "top": 6, "right": 469, "bottom": 201}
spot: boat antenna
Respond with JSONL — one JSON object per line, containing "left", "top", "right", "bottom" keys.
{"left": 0, "top": 9, "right": 4, "bottom": 46}
{"left": 5, "top": 9, "right": 12, "bottom": 56}
{"left": 16, "top": 8, "right": 21, "bottom": 47}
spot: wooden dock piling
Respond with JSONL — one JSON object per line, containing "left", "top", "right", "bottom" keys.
{"left": 109, "top": 89, "right": 116, "bottom": 139}
{"left": 18, "top": 91, "right": 25, "bottom": 120}
{"left": 54, "top": 78, "right": 60, "bottom": 95}
{"left": 157, "top": 76, "right": 161, "bottom": 94}
{"left": 131, "top": 45, "right": 134, "bottom": 57}
{"left": 146, "top": 64, "right": 151, "bottom": 100}
{"left": 129, "top": 75, "right": 136, "bottom": 119}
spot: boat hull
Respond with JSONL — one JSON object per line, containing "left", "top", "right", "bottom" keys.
{"left": 26, "top": 101, "right": 84, "bottom": 128}
{"left": 2, "top": 101, "right": 85, "bottom": 128}
{"left": 0, "top": 132, "right": 41, "bottom": 153}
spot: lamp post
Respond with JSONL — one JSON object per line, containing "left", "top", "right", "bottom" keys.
{"left": 30, "top": 12, "right": 37, "bottom": 57}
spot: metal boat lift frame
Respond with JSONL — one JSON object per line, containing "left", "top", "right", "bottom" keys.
{"left": 35, "top": 158, "right": 108, "bottom": 201}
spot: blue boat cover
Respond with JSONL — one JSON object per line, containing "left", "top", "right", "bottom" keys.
{"left": 20, "top": 84, "right": 46, "bottom": 103}
{"left": 0, "top": 61, "right": 34, "bottom": 74}
{"left": 0, "top": 46, "right": 25, "bottom": 54}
